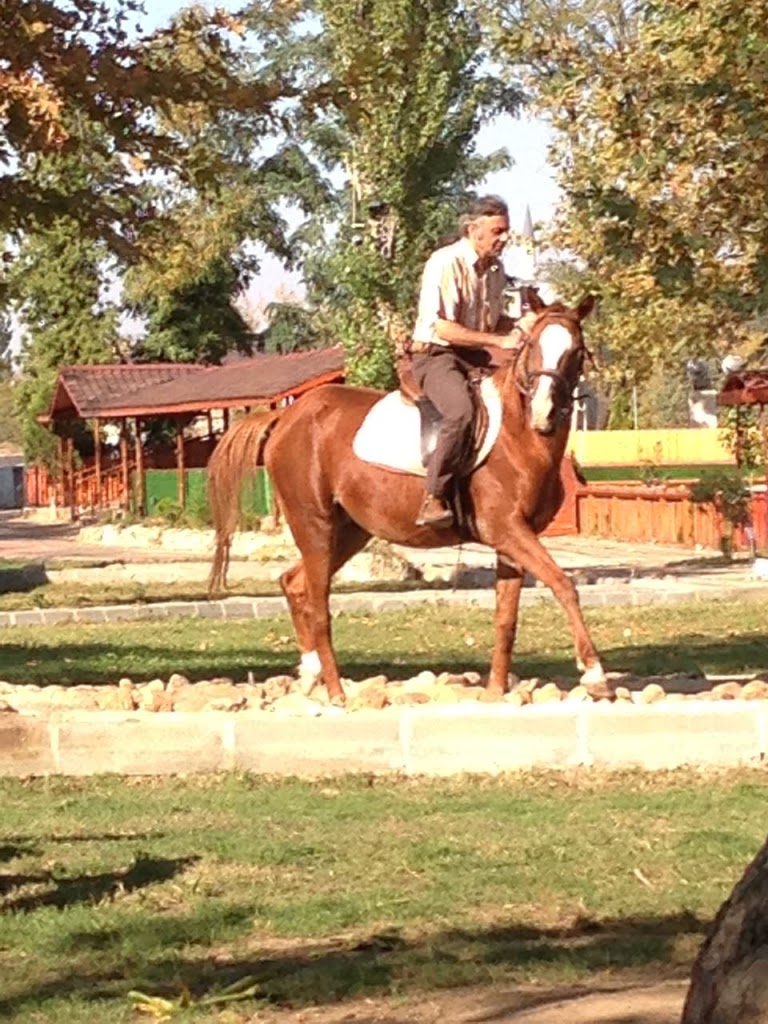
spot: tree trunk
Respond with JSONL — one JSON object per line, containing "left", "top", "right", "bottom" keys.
{"left": 682, "top": 833, "right": 768, "bottom": 1023}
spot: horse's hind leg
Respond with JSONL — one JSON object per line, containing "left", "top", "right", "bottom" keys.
{"left": 280, "top": 561, "right": 321, "bottom": 689}
{"left": 280, "top": 516, "right": 371, "bottom": 701}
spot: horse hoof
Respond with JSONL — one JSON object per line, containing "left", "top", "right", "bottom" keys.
{"left": 580, "top": 663, "right": 613, "bottom": 700}
{"left": 480, "top": 687, "right": 505, "bottom": 703}
{"left": 329, "top": 693, "right": 346, "bottom": 708}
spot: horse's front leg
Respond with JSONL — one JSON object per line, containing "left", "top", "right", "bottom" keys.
{"left": 486, "top": 557, "right": 525, "bottom": 696}
{"left": 497, "top": 523, "right": 610, "bottom": 696}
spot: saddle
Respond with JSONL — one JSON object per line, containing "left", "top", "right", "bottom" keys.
{"left": 352, "top": 349, "right": 507, "bottom": 480}
{"left": 395, "top": 345, "right": 507, "bottom": 473}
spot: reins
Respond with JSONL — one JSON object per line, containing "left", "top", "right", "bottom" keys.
{"left": 507, "top": 310, "right": 590, "bottom": 418}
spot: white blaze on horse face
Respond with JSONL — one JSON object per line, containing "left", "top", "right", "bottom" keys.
{"left": 530, "top": 324, "right": 572, "bottom": 432}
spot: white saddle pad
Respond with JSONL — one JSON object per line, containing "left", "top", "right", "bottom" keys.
{"left": 352, "top": 375, "right": 503, "bottom": 476}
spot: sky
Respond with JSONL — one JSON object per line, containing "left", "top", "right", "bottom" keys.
{"left": 137, "top": 0, "right": 560, "bottom": 300}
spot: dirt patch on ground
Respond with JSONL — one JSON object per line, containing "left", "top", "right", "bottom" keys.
{"left": 256, "top": 977, "right": 688, "bottom": 1023}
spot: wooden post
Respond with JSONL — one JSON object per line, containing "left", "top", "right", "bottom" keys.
{"left": 120, "top": 421, "right": 130, "bottom": 512}
{"left": 222, "top": 407, "right": 230, "bottom": 432}
{"left": 134, "top": 417, "right": 145, "bottom": 517}
{"left": 93, "top": 419, "right": 102, "bottom": 510}
{"left": 66, "top": 435, "right": 76, "bottom": 520}
{"left": 57, "top": 435, "right": 66, "bottom": 510}
{"left": 175, "top": 418, "right": 186, "bottom": 510}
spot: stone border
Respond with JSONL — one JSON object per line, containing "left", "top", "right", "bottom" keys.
{"left": 2, "top": 577, "right": 768, "bottom": 629}
{"left": 2, "top": 701, "right": 767, "bottom": 778}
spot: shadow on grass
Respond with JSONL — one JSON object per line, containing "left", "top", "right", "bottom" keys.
{"left": 0, "top": 909, "right": 706, "bottom": 1019}
{"left": 0, "top": 560, "right": 49, "bottom": 594}
{"left": 0, "top": 631, "right": 766, "bottom": 689}
{"left": 1, "top": 853, "right": 197, "bottom": 912}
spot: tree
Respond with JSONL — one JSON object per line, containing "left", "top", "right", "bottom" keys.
{"left": 247, "top": 0, "right": 523, "bottom": 386}
{"left": 683, "top": 832, "right": 768, "bottom": 1022}
{"left": 130, "top": 256, "right": 253, "bottom": 364}
{"left": 9, "top": 219, "right": 120, "bottom": 465}
{"left": 481, "top": 0, "right": 764, "bottom": 393}
{"left": 1, "top": 1, "right": 278, "bottom": 263}
{"left": 0, "top": 312, "right": 22, "bottom": 447}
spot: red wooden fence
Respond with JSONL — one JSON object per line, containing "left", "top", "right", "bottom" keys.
{"left": 576, "top": 482, "right": 768, "bottom": 552}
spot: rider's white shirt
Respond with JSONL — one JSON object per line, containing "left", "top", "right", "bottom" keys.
{"left": 412, "top": 237, "right": 506, "bottom": 347}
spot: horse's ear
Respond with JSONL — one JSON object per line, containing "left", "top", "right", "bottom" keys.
{"left": 576, "top": 294, "right": 596, "bottom": 320}
{"left": 526, "top": 286, "right": 545, "bottom": 313}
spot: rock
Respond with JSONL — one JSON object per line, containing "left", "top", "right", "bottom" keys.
{"left": 390, "top": 691, "right": 431, "bottom": 706}
{"left": 270, "top": 693, "right": 325, "bottom": 716}
{"left": 640, "top": 683, "right": 666, "bottom": 704}
{"left": 503, "top": 691, "right": 526, "bottom": 707}
{"left": 532, "top": 682, "right": 564, "bottom": 704}
{"left": 712, "top": 682, "right": 744, "bottom": 701}
{"left": 436, "top": 672, "right": 467, "bottom": 687}
{"left": 204, "top": 695, "right": 248, "bottom": 712}
{"left": 263, "top": 676, "right": 294, "bottom": 703}
{"left": 478, "top": 688, "right": 505, "bottom": 703}
{"left": 60, "top": 688, "right": 99, "bottom": 710}
{"left": 614, "top": 686, "right": 633, "bottom": 702}
{"left": 348, "top": 687, "right": 389, "bottom": 711}
{"left": 741, "top": 680, "right": 768, "bottom": 701}
{"left": 462, "top": 671, "right": 482, "bottom": 686}
{"left": 509, "top": 678, "right": 538, "bottom": 705}
{"left": 432, "top": 686, "right": 461, "bottom": 704}
{"left": 96, "top": 687, "right": 136, "bottom": 711}
{"left": 0, "top": 700, "right": 17, "bottom": 713}
{"left": 117, "top": 678, "right": 137, "bottom": 709}
{"left": 167, "top": 672, "right": 190, "bottom": 692}
{"left": 565, "top": 685, "right": 592, "bottom": 703}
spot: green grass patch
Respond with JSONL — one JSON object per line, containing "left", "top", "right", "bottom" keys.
{"left": 0, "top": 572, "right": 453, "bottom": 612}
{"left": 0, "top": 770, "right": 764, "bottom": 1022}
{"left": 579, "top": 465, "right": 728, "bottom": 482}
{"left": 0, "top": 596, "right": 766, "bottom": 686}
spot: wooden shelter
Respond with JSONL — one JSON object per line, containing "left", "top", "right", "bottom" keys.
{"left": 35, "top": 348, "right": 346, "bottom": 517}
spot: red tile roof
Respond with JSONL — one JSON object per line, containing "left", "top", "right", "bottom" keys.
{"left": 46, "top": 364, "right": 205, "bottom": 420}
{"left": 42, "top": 348, "right": 346, "bottom": 421}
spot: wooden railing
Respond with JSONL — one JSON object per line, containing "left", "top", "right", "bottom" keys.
{"left": 25, "top": 461, "right": 130, "bottom": 513}
{"left": 576, "top": 482, "right": 768, "bottom": 552}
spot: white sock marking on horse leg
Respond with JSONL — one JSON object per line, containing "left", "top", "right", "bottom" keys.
{"left": 580, "top": 662, "right": 606, "bottom": 686}
{"left": 298, "top": 650, "right": 322, "bottom": 694}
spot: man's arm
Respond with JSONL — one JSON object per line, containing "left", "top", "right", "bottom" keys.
{"left": 434, "top": 317, "right": 528, "bottom": 351}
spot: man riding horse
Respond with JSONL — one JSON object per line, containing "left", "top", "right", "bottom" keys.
{"left": 409, "top": 195, "right": 537, "bottom": 529}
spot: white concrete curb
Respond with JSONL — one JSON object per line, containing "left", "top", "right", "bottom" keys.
{"left": 2, "top": 701, "right": 766, "bottom": 778}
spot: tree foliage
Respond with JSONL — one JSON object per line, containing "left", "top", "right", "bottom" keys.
{"left": 247, "top": 0, "right": 523, "bottom": 385}
{"left": 1, "top": 1, "right": 278, "bottom": 260}
{"left": 481, "top": 0, "right": 767, "bottom": 401}
{"left": 9, "top": 219, "right": 120, "bottom": 465}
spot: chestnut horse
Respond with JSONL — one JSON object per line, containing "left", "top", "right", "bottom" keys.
{"left": 208, "top": 291, "right": 608, "bottom": 703}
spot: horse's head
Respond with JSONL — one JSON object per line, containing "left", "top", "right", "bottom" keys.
{"left": 514, "top": 292, "right": 595, "bottom": 435}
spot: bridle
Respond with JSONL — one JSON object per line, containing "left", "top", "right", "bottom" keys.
{"left": 510, "top": 310, "right": 592, "bottom": 419}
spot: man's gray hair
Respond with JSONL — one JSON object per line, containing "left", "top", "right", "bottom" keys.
{"left": 460, "top": 195, "right": 509, "bottom": 234}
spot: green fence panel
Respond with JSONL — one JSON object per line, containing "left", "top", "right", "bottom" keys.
{"left": 144, "top": 468, "right": 273, "bottom": 521}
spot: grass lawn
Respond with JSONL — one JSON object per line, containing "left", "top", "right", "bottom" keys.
{"left": 1, "top": 770, "right": 766, "bottom": 1022}
{"left": 0, "top": 596, "right": 766, "bottom": 687}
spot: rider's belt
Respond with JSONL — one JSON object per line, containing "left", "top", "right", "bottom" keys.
{"left": 409, "top": 340, "right": 449, "bottom": 354}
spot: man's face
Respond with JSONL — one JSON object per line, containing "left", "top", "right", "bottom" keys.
{"left": 467, "top": 214, "right": 510, "bottom": 263}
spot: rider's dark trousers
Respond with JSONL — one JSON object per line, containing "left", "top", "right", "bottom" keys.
{"left": 411, "top": 345, "right": 474, "bottom": 499}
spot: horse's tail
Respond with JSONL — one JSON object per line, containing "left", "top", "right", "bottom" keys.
{"left": 208, "top": 411, "right": 281, "bottom": 595}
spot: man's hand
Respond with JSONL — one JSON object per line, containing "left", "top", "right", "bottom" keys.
{"left": 499, "top": 329, "right": 525, "bottom": 351}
